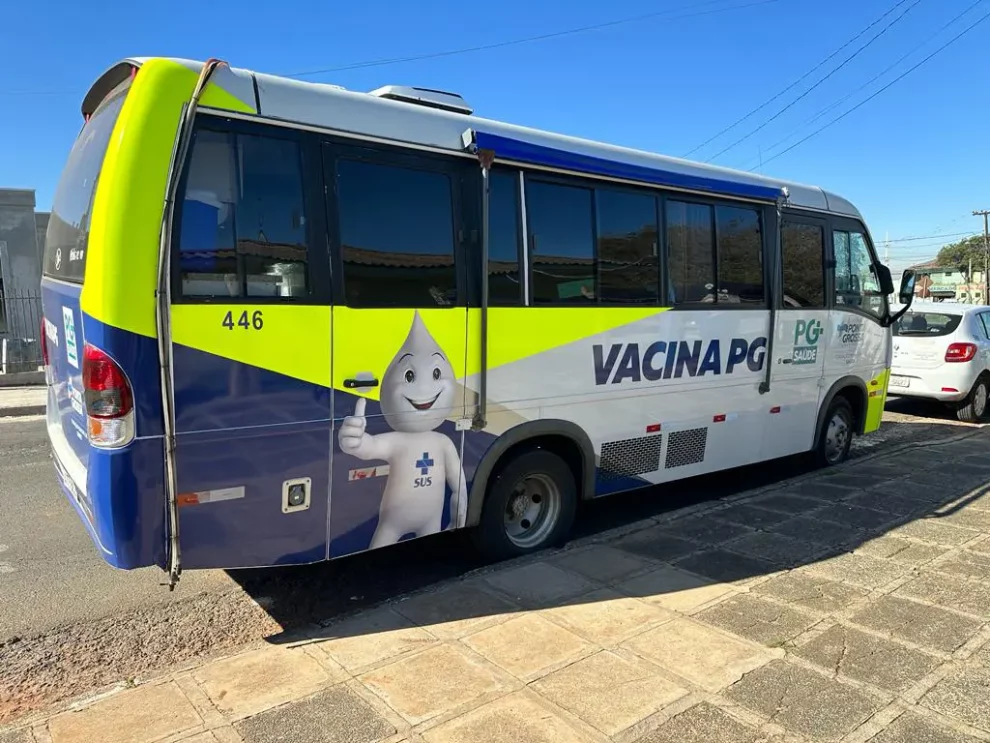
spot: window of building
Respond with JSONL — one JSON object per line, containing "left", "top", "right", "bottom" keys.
{"left": 781, "top": 221, "right": 825, "bottom": 308}
{"left": 596, "top": 188, "right": 659, "bottom": 304}
{"left": 716, "top": 205, "right": 763, "bottom": 304}
{"left": 834, "top": 228, "right": 883, "bottom": 317}
{"left": 667, "top": 200, "right": 715, "bottom": 303}
{"left": 489, "top": 170, "right": 522, "bottom": 305}
{"left": 336, "top": 159, "right": 457, "bottom": 307}
{"left": 526, "top": 180, "right": 595, "bottom": 303}
{"left": 176, "top": 129, "right": 310, "bottom": 299}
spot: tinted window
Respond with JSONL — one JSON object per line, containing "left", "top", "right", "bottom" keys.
{"left": 337, "top": 159, "right": 456, "bottom": 307}
{"left": 716, "top": 205, "right": 763, "bottom": 304}
{"left": 596, "top": 189, "right": 658, "bottom": 304}
{"left": 177, "top": 129, "right": 309, "bottom": 298}
{"left": 834, "top": 229, "right": 882, "bottom": 317}
{"left": 781, "top": 221, "right": 825, "bottom": 308}
{"left": 667, "top": 201, "right": 714, "bottom": 303}
{"left": 892, "top": 311, "right": 962, "bottom": 337}
{"left": 527, "top": 180, "right": 595, "bottom": 303}
{"left": 44, "top": 86, "right": 128, "bottom": 283}
{"left": 489, "top": 170, "right": 521, "bottom": 305}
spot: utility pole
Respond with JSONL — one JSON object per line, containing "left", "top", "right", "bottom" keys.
{"left": 975, "top": 210, "right": 990, "bottom": 305}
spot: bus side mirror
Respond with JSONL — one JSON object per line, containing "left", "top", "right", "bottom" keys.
{"left": 899, "top": 270, "right": 917, "bottom": 305}
{"left": 876, "top": 264, "right": 895, "bottom": 296}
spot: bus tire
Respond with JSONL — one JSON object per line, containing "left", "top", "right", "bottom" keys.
{"left": 470, "top": 449, "right": 577, "bottom": 561}
{"left": 813, "top": 396, "right": 854, "bottom": 468}
{"left": 955, "top": 376, "right": 989, "bottom": 423}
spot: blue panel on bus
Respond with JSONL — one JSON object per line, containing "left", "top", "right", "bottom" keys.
{"left": 471, "top": 131, "right": 782, "bottom": 202}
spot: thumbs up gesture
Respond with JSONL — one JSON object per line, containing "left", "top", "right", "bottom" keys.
{"left": 339, "top": 397, "right": 369, "bottom": 455}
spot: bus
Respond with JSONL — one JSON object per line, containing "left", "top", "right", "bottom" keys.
{"left": 40, "top": 57, "right": 916, "bottom": 587}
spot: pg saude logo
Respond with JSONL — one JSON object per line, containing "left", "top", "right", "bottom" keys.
{"left": 791, "top": 319, "right": 822, "bottom": 365}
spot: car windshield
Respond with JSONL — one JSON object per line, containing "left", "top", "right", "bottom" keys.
{"left": 892, "top": 311, "right": 963, "bottom": 337}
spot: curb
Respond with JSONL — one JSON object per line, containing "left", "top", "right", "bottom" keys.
{"left": 0, "top": 371, "right": 45, "bottom": 388}
{"left": 0, "top": 404, "right": 45, "bottom": 418}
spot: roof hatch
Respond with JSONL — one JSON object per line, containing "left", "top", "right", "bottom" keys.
{"left": 368, "top": 85, "right": 472, "bottom": 115}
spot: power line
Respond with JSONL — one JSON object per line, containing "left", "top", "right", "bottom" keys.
{"left": 703, "top": 0, "right": 924, "bottom": 163}
{"left": 748, "top": 0, "right": 986, "bottom": 167}
{"left": 753, "top": 7, "right": 990, "bottom": 168}
{"left": 286, "top": 0, "right": 783, "bottom": 77}
{"left": 681, "top": 0, "right": 914, "bottom": 158}
{"left": 887, "top": 230, "right": 980, "bottom": 243}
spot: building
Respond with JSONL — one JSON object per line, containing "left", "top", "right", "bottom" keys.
{"left": 0, "top": 188, "right": 48, "bottom": 371}
{"left": 907, "top": 258, "right": 986, "bottom": 304}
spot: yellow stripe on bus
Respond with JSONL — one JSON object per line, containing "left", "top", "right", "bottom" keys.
{"left": 81, "top": 58, "right": 255, "bottom": 338}
{"left": 863, "top": 367, "right": 890, "bottom": 434}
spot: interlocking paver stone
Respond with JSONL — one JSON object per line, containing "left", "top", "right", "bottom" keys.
{"left": 359, "top": 644, "right": 510, "bottom": 725}
{"left": 724, "top": 531, "right": 824, "bottom": 568}
{"left": 893, "top": 519, "right": 980, "bottom": 547}
{"left": 794, "top": 623, "right": 940, "bottom": 693}
{"left": 695, "top": 594, "right": 818, "bottom": 647}
{"left": 634, "top": 702, "right": 762, "bottom": 743}
{"left": 792, "top": 481, "right": 860, "bottom": 500}
{"left": 752, "top": 492, "right": 825, "bottom": 515}
{"left": 624, "top": 617, "right": 774, "bottom": 691}
{"left": 846, "top": 492, "right": 928, "bottom": 517}
{"left": 47, "top": 682, "right": 202, "bottom": 743}
{"left": 814, "top": 503, "right": 900, "bottom": 531}
{"left": 553, "top": 544, "right": 654, "bottom": 584}
{"left": 659, "top": 517, "right": 751, "bottom": 546}
{"left": 614, "top": 529, "right": 701, "bottom": 563}
{"left": 804, "top": 552, "right": 907, "bottom": 589}
{"left": 618, "top": 564, "right": 737, "bottom": 612}
{"left": 533, "top": 651, "right": 686, "bottom": 737}
{"left": 421, "top": 691, "right": 594, "bottom": 743}
{"left": 854, "top": 535, "right": 946, "bottom": 565}
{"left": 867, "top": 711, "right": 983, "bottom": 743}
{"left": 462, "top": 613, "right": 593, "bottom": 681}
{"left": 483, "top": 562, "right": 595, "bottom": 607}
{"left": 0, "top": 731, "right": 33, "bottom": 743}
{"left": 713, "top": 504, "right": 791, "bottom": 530}
{"left": 316, "top": 607, "right": 436, "bottom": 671}
{"left": 896, "top": 571, "right": 990, "bottom": 617}
{"left": 753, "top": 573, "right": 869, "bottom": 614}
{"left": 922, "top": 666, "right": 990, "bottom": 732}
{"left": 772, "top": 516, "right": 863, "bottom": 546}
{"left": 674, "top": 549, "right": 779, "bottom": 584}
{"left": 936, "top": 550, "right": 990, "bottom": 580}
{"left": 934, "top": 508, "right": 990, "bottom": 531}
{"left": 234, "top": 686, "right": 394, "bottom": 743}
{"left": 869, "top": 479, "right": 944, "bottom": 502}
{"left": 825, "top": 472, "right": 889, "bottom": 489}
{"left": 850, "top": 595, "right": 984, "bottom": 653}
{"left": 540, "top": 588, "right": 672, "bottom": 646}
{"left": 393, "top": 582, "right": 518, "bottom": 639}
{"left": 727, "top": 660, "right": 884, "bottom": 741}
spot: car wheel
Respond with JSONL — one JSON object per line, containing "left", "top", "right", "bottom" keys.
{"left": 813, "top": 396, "right": 854, "bottom": 468}
{"left": 470, "top": 449, "right": 577, "bottom": 561}
{"left": 956, "top": 377, "right": 989, "bottom": 423}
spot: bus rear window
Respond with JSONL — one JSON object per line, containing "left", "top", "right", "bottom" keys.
{"left": 892, "top": 311, "right": 962, "bottom": 337}
{"left": 43, "top": 87, "right": 128, "bottom": 283}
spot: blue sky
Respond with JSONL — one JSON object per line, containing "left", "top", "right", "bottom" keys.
{"left": 1, "top": 0, "right": 987, "bottom": 278}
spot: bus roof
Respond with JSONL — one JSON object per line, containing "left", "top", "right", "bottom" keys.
{"left": 85, "top": 56, "right": 863, "bottom": 219}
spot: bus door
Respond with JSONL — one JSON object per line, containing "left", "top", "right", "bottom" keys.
{"left": 763, "top": 214, "right": 829, "bottom": 458}
{"left": 322, "top": 140, "right": 475, "bottom": 558}
{"left": 167, "top": 120, "right": 334, "bottom": 569}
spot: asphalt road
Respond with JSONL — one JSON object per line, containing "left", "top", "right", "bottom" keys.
{"left": 0, "top": 396, "right": 982, "bottom": 721}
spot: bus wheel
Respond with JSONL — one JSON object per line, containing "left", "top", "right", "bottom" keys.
{"left": 471, "top": 449, "right": 578, "bottom": 561}
{"left": 814, "top": 396, "right": 854, "bottom": 468}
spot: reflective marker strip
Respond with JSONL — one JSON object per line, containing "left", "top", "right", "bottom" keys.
{"left": 177, "top": 487, "right": 246, "bottom": 507}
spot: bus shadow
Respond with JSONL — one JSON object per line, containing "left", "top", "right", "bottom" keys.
{"left": 227, "top": 420, "right": 990, "bottom": 645}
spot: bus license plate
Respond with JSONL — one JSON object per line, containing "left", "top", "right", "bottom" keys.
{"left": 889, "top": 375, "right": 909, "bottom": 388}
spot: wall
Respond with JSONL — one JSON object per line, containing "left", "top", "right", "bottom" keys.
{"left": 0, "top": 189, "right": 43, "bottom": 368}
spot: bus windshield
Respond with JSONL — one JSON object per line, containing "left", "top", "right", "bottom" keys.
{"left": 43, "top": 85, "right": 128, "bottom": 283}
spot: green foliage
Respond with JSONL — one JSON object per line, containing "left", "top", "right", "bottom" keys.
{"left": 936, "top": 235, "right": 988, "bottom": 271}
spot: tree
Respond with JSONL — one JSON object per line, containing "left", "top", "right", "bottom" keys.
{"left": 936, "top": 235, "right": 986, "bottom": 272}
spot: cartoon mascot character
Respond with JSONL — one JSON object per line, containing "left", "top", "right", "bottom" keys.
{"left": 338, "top": 312, "right": 468, "bottom": 548}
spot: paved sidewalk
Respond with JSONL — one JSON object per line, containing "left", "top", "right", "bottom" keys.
{"left": 0, "top": 386, "right": 45, "bottom": 418}
{"left": 5, "top": 431, "right": 990, "bottom": 743}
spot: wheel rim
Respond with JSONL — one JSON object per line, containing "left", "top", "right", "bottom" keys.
{"left": 824, "top": 410, "right": 850, "bottom": 464}
{"left": 503, "top": 473, "right": 562, "bottom": 549}
{"left": 973, "top": 383, "right": 987, "bottom": 419}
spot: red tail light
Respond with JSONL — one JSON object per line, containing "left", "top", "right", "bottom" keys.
{"left": 82, "top": 344, "right": 133, "bottom": 418}
{"left": 945, "top": 342, "right": 977, "bottom": 363}
{"left": 40, "top": 317, "right": 50, "bottom": 367}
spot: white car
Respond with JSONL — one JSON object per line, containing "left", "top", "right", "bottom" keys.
{"left": 889, "top": 301, "right": 990, "bottom": 422}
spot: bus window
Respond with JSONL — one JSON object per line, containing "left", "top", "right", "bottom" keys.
{"left": 834, "top": 228, "right": 883, "bottom": 317}
{"left": 489, "top": 170, "right": 522, "bottom": 306}
{"left": 781, "top": 221, "right": 825, "bottom": 308}
{"left": 667, "top": 200, "right": 714, "bottom": 304}
{"left": 716, "top": 205, "right": 763, "bottom": 304}
{"left": 337, "top": 159, "right": 457, "bottom": 307}
{"left": 526, "top": 180, "right": 595, "bottom": 304}
{"left": 176, "top": 130, "right": 310, "bottom": 299}
{"left": 595, "top": 188, "right": 659, "bottom": 305}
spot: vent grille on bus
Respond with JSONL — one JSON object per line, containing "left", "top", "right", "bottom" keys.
{"left": 665, "top": 428, "right": 708, "bottom": 469}
{"left": 599, "top": 435, "right": 663, "bottom": 480}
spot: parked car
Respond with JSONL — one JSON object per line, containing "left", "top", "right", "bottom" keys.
{"left": 889, "top": 301, "right": 990, "bottom": 422}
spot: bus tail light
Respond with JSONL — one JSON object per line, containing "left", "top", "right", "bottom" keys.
{"left": 82, "top": 344, "right": 134, "bottom": 447}
{"left": 945, "top": 343, "right": 977, "bottom": 363}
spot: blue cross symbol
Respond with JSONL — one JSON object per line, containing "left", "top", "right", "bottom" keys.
{"left": 416, "top": 452, "right": 434, "bottom": 475}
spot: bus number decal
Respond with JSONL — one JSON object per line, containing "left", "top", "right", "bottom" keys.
{"left": 222, "top": 310, "right": 264, "bottom": 331}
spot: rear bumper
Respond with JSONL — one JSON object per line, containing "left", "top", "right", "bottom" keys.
{"left": 888, "top": 366, "right": 977, "bottom": 402}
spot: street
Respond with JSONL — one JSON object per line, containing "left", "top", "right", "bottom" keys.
{"left": 0, "top": 396, "right": 983, "bottom": 725}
